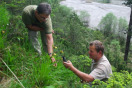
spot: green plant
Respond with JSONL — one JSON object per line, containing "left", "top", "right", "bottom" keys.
{"left": 70, "top": 55, "right": 92, "bottom": 73}
{"left": 0, "top": 4, "right": 10, "bottom": 50}
{"left": 105, "top": 40, "right": 126, "bottom": 71}
{"left": 98, "top": 13, "right": 118, "bottom": 37}
{"left": 32, "top": 55, "right": 53, "bottom": 87}
{"left": 117, "top": 17, "right": 128, "bottom": 51}
{"left": 0, "top": 4, "right": 10, "bottom": 31}
{"left": 92, "top": 71, "right": 132, "bottom": 88}
{"left": 0, "top": 32, "right": 5, "bottom": 49}
{"left": 79, "top": 11, "right": 90, "bottom": 27}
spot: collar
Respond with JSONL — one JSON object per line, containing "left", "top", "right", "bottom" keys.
{"left": 92, "top": 55, "right": 104, "bottom": 65}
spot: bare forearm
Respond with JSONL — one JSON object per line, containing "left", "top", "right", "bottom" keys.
{"left": 47, "top": 40, "right": 53, "bottom": 54}
{"left": 70, "top": 66, "right": 93, "bottom": 82}
{"left": 46, "top": 35, "right": 53, "bottom": 54}
{"left": 26, "top": 25, "right": 44, "bottom": 31}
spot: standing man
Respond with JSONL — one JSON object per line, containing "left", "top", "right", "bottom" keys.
{"left": 63, "top": 40, "right": 112, "bottom": 82}
{"left": 22, "top": 3, "right": 56, "bottom": 65}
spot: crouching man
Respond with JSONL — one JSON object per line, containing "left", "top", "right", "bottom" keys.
{"left": 63, "top": 40, "right": 112, "bottom": 83}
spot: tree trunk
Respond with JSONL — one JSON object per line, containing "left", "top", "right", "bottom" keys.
{"left": 124, "top": 7, "right": 132, "bottom": 63}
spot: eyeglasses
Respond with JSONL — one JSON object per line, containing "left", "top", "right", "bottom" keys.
{"left": 39, "top": 15, "right": 47, "bottom": 20}
{"left": 39, "top": 14, "right": 48, "bottom": 20}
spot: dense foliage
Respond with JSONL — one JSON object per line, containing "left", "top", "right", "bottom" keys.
{"left": 0, "top": 0, "right": 132, "bottom": 88}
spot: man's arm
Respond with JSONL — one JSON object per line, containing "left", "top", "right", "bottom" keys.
{"left": 64, "top": 61, "right": 94, "bottom": 82}
{"left": 26, "top": 25, "right": 44, "bottom": 31}
{"left": 46, "top": 34, "right": 57, "bottom": 64}
{"left": 46, "top": 33, "right": 53, "bottom": 54}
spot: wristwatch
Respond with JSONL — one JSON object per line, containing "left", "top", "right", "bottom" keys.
{"left": 48, "top": 53, "right": 52, "bottom": 58}
{"left": 48, "top": 53, "right": 52, "bottom": 56}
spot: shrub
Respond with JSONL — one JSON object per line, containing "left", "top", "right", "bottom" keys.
{"left": 70, "top": 55, "right": 92, "bottom": 73}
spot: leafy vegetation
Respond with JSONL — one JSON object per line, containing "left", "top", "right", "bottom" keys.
{"left": 0, "top": 0, "right": 132, "bottom": 88}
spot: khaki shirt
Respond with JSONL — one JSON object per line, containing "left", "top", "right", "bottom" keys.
{"left": 89, "top": 55, "right": 112, "bottom": 80}
{"left": 22, "top": 5, "right": 53, "bottom": 34}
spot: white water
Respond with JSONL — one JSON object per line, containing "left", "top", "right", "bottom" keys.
{"left": 60, "top": 0, "right": 131, "bottom": 28}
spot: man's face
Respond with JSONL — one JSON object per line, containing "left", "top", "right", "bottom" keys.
{"left": 36, "top": 12, "right": 49, "bottom": 22}
{"left": 88, "top": 45, "right": 99, "bottom": 60}
{"left": 39, "top": 14, "right": 49, "bottom": 22}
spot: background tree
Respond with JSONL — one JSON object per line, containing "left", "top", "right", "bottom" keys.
{"left": 98, "top": 13, "right": 118, "bottom": 37}
{"left": 117, "top": 17, "right": 128, "bottom": 51}
{"left": 124, "top": 0, "right": 132, "bottom": 63}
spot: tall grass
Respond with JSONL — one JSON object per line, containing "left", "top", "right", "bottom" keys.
{"left": 0, "top": 5, "right": 10, "bottom": 49}
{"left": 0, "top": 33, "right": 4, "bottom": 49}
{"left": 32, "top": 55, "right": 53, "bottom": 87}
{"left": 0, "top": 4, "right": 10, "bottom": 31}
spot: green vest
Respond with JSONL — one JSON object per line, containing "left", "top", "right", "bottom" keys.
{"left": 22, "top": 5, "right": 53, "bottom": 34}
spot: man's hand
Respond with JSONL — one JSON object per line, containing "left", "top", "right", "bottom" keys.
{"left": 51, "top": 57, "right": 57, "bottom": 67}
{"left": 52, "top": 29, "right": 54, "bottom": 34}
{"left": 63, "top": 60, "right": 73, "bottom": 69}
